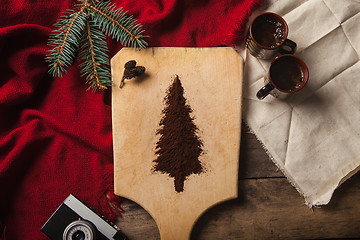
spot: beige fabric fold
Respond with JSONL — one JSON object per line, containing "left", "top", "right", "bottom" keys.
{"left": 241, "top": 0, "right": 360, "bottom": 206}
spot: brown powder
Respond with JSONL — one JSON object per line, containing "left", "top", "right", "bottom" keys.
{"left": 153, "top": 75, "right": 204, "bottom": 193}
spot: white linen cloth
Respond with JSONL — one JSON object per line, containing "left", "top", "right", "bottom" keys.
{"left": 241, "top": 0, "right": 360, "bottom": 206}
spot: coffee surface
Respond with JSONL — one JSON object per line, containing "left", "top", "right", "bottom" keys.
{"left": 270, "top": 57, "right": 304, "bottom": 91}
{"left": 252, "top": 18, "right": 285, "bottom": 48}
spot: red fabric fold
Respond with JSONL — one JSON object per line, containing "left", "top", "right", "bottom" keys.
{"left": 0, "top": 0, "right": 261, "bottom": 239}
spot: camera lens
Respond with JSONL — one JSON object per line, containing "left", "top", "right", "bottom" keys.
{"left": 63, "top": 220, "right": 95, "bottom": 240}
{"left": 72, "top": 230, "right": 85, "bottom": 240}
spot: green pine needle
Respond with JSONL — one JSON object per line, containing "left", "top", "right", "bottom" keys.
{"left": 46, "top": 8, "right": 87, "bottom": 77}
{"left": 79, "top": 18, "right": 112, "bottom": 91}
{"left": 45, "top": 0, "right": 148, "bottom": 91}
{"left": 89, "top": 1, "right": 148, "bottom": 50}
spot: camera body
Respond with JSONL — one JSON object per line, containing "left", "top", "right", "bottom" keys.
{"left": 41, "top": 194, "right": 128, "bottom": 240}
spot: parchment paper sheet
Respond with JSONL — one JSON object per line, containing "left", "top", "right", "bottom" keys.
{"left": 241, "top": 0, "right": 360, "bottom": 206}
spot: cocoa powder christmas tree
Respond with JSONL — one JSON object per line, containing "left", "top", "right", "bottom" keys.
{"left": 153, "top": 75, "right": 204, "bottom": 193}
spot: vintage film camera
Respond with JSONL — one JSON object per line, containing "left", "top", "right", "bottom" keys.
{"left": 41, "top": 194, "right": 128, "bottom": 240}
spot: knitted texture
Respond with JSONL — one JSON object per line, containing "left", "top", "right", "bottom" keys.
{"left": 0, "top": 0, "right": 261, "bottom": 238}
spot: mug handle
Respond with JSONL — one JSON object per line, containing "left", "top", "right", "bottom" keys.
{"left": 279, "top": 39, "right": 297, "bottom": 54}
{"left": 256, "top": 82, "right": 275, "bottom": 100}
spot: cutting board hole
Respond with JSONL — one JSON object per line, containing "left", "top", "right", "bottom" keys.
{"left": 115, "top": 198, "right": 160, "bottom": 239}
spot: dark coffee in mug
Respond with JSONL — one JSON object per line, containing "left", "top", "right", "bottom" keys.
{"left": 270, "top": 56, "right": 304, "bottom": 91}
{"left": 246, "top": 12, "right": 297, "bottom": 60}
{"left": 256, "top": 54, "right": 309, "bottom": 100}
{"left": 252, "top": 17, "right": 285, "bottom": 48}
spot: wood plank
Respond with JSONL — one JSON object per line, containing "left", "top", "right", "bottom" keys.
{"left": 192, "top": 173, "right": 360, "bottom": 240}
{"left": 240, "top": 124, "right": 283, "bottom": 179}
{"left": 115, "top": 199, "right": 160, "bottom": 239}
{"left": 116, "top": 172, "right": 360, "bottom": 240}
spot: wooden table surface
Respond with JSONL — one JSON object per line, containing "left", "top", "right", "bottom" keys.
{"left": 115, "top": 123, "right": 360, "bottom": 240}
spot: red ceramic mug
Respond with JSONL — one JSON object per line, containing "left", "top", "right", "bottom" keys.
{"left": 256, "top": 54, "right": 309, "bottom": 100}
{"left": 246, "top": 12, "right": 297, "bottom": 60}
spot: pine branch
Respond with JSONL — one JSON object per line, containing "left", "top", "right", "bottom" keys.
{"left": 46, "top": 0, "right": 149, "bottom": 91}
{"left": 79, "top": 18, "right": 112, "bottom": 91}
{"left": 46, "top": 7, "right": 87, "bottom": 77}
{"left": 89, "top": 1, "right": 148, "bottom": 50}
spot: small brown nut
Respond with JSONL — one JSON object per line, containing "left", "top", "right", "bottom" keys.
{"left": 124, "top": 60, "right": 136, "bottom": 69}
{"left": 131, "top": 66, "right": 146, "bottom": 76}
{"left": 120, "top": 63, "right": 146, "bottom": 88}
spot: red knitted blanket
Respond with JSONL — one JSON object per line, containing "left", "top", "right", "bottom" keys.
{"left": 0, "top": 0, "right": 261, "bottom": 238}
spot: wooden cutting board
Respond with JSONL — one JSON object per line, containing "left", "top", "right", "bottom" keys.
{"left": 111, "top": 47, "right": 243, "bottom": 240}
